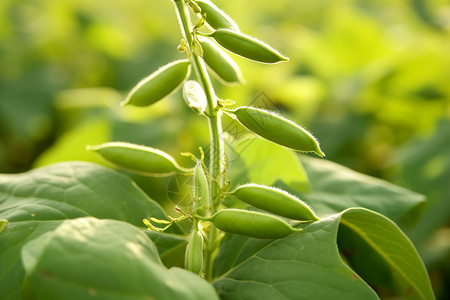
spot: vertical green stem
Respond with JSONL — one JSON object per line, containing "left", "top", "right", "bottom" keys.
{"left": 173, "top": 0, "right": 224, "bottom": 281}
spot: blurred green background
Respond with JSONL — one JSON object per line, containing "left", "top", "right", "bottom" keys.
{"left": 1, "top": 0, "right": 449, "bottom": 298}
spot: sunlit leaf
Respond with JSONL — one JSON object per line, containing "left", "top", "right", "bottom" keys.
{"left": 339, "top": 208, "right": 435, "bottom": 300}
{"left": 0, "top": 162, "right": 176, "bottom": 299}
{"left": 22, "top": 217, "right": 218, "bottom": 300}
{"left": 213, "top": 208, "right": 434, "bottom": 299}
{"left": 213, "top": 213, "right": 379, "bottom": 299}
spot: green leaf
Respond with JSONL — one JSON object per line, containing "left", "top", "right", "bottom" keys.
{"left": 227, "top": 137, "right": 309, "bottom": 191}
{"left": 22, "top": 217, "right": 218, "bottom": 300}
{"left": 0, "top": 219, "right": 7, "bottom": 233}
{"left": 0, "top": 162, "right": 176, "bottom": 300}
{"left": 295, "top": 155, "right": 425, "bottom": 225}
{"left": 387, "top": 119, "right": 450, "bottom": 244}
{"left": 339, "top": 208, "right": 435, "bottom": 300}
{"left": 213, "top": 214, "right": 379, "bottom": 299}
{"left": 0, "top": 221, "right": 62, "bottom": 300}
{"left": 143, "top": 230, "right": 187, "bottom": 268}
{"left": 213, "top": 208, "right": 434, "bottom": 300}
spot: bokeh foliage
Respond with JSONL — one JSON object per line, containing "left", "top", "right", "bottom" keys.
{"left": 1, "top": 0, "right": 449, "bottom": 298}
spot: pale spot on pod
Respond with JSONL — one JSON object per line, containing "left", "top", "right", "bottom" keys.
{"left": 183, "top": 80, "right": 207, "bottom": 114}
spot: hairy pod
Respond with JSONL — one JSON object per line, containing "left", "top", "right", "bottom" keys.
{"left": 199, "top": 37, "right": 244, "bottom": 85}
{"left": 232, "top": 106, "right": 325, "bottom": 156}
{"left": 122, "top": 59, "right": 190, "bottom": 107}
{"left": 185, "top": 229, "right": 203, "bottom": 274}
{"left": 210, "top": 29, "right": 288, "bottom": 64}
{"left": 231, "top": 184, "right": 319, "bottom": 221}
{"left": 195, "top": 0, "right": 239, "bottom": 31}
{"left": 87, "top": 142, "right": 193, "bottom": 176}
{"left": 207, "top": 209, "right": 299, "bottom": 239}
{"left": 192, "top": 161, "right": 210, "bottom": 216}
{"left": 183, "top": 80, "right": 207, "bottom": 114}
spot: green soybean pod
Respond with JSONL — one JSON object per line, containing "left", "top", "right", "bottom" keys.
{"left": 87, "top": 142, "right": 193, "bottom": 176}
{"left": 207, "top": 209, "right": 299, "bottom": 239}
{"left": 231, "top": 184, "right": 319, "bottom": 221}
{"left": 185, "top": 229, "right": 203, "bottom": 274}
{"left": 232, "top": 106, "right": 325, "bottom": 157}
{"left": 121, "top": 59, "right": 191, "bottom": 107}
{"left": 210, "top": 29, "right": 288, "bottom": 64}
{"left": 195, "top": 0, "right": 239, "bottom": 32}
{"left": 192, "top": 161, "right": 210, "bottom": 216}
{"left": 199, "top": 37, "right": 244, "bottom": 85}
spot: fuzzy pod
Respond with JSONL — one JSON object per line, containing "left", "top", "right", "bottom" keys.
{"left": 87, "top": 142, "right": 193, "bottom": 176}
{"left": 210, "top": 29, "right": 288, "bottom": 64}
{"left": 232, "top": 106, "right": 325, "bottom": 156}
{"left": 207, "top": 209, "right": 299, "bottom": 239}
{"left": 199, "top": 37, "right": 244, "bottom": 85}
{"left": 183, "top": 80, "right": 207, "bottom": 114}
{"left": 231, "top": 184, "right": 319, "bottom": 221}
{"left": 191, "top": 161, "right": 210, "bottom": 216}
{"left": 185, "top": 229, "right": 203, "bottom": 274}
{"left": 122, "top": 59, "right": 191, "bottom": 107}
{"left": 195, "top": 0, "right": 239, "bottom": 31}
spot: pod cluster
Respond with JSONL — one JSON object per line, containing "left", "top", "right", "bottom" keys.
{"left": 200, "top": 184, "right": 319, "bottom": 240}
{"left": 194, "top": 0, "right": 289, "bottom": 85}
{"left": 119, "top": 0, "right": 289, "bottom": 112}
{"left": 86, "top": 0, "right": 324, "bottom": 276}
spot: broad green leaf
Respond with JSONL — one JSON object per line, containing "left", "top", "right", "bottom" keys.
{"left": 22, "top": 217, "right": 218, "bottom": 300}
{"left": 0, "top": 220, "right": 62, "bottom": 300}
{"left": 227, "top": 137, "right": 309, "bottom": 191}
{"left": 294, "top": 155, "right": 425, "bottom": 225}
{"left": 213, "top": 214, "right": 379, "bottom": 299}
{"left": 0, "top": 219, "right": 6, "bottom": 232}
{"left": 339, "top": 208, "right": 435, "bottom": 300}
{"left": 0, "top": 161, "right": 176, "bottom": 300}
{"left": 213, "top": 208, "right": 434, "bottom": 300}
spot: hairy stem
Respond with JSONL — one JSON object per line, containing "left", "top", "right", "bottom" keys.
{"left": 173, "top": 0, "right": 224, "bottom": 280}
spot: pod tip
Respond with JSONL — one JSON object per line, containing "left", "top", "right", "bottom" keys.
{"left": 314, "top": 144, "right": 325, "bottom": 157}
{"left": 120, "top": 99, "right": 129, "bottom": 107}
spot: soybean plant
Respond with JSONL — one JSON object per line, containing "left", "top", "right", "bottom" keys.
{"left": 89, "top": 0, "right": 323, "bottom": 278}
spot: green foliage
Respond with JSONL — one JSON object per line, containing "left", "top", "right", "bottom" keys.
{"left": 213, "top": 208, "right": 433, "bottom": 299}
{"left": 0, "top": 162, "right": 181, "bottom": 299}
{"left": 21, "top": 217, "right": 217, "bottom": 299}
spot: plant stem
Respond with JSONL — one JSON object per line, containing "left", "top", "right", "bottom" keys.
{"left": 173, "top": 0, "right": 224, "bottom": 281}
